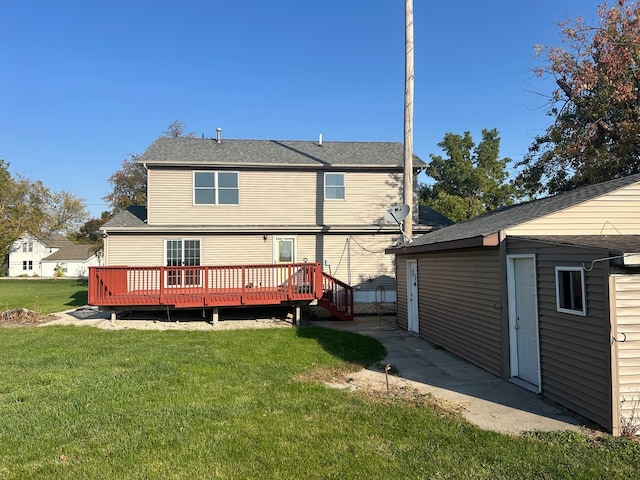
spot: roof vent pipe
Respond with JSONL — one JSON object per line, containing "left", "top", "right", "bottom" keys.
{"left": 318, "top": 133, "right": 323, "bottom": 146}
{"left": 216, "top": 128, "right": 222, "bottom": 144}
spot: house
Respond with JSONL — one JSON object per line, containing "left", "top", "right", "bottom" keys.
{"left": 7, "top": 232, "right": 99, "bottom": 278}
{"left": 96, "top": 135, "right": 449, "bottom": 317}
{"left": 388, "top": 173, "right": 640, "bottom": 434}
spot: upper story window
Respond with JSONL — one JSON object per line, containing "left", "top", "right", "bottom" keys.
{"left": 325, "top": 173, "right": 345, "bottom": 200}
{"left": 555, "top": 266, "right": 586, "bottom": 316}
{"left": 194, "top": 171, "right": 239, "bottom": 205}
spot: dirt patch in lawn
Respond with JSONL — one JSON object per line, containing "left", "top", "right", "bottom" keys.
{"left": 0, "top": 308, "right": 57, "bottom": 328}
{"left": 297, "top": 363, "right": 468, "bottom": 415}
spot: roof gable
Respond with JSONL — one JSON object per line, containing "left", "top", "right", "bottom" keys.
{"left": 395, "top": 173, "right": 640, "bottom": 251}
{"left": 138, "top": 137, "right": 425, "bottom": 169}
{"left": 17, "top": 232, "right": 73, "bottom": 248}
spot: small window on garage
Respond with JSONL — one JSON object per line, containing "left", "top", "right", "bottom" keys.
{"left": 555, "top": 266, "right": 586, "bottom": 316}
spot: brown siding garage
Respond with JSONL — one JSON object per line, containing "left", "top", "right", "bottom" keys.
{"left": 395, "top": 248, "right": 503, "bottom": 377}
{"left": 507, "top": 238, "right": 613, "bottom": 430}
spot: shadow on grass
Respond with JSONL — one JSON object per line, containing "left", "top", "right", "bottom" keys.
{"left": 296, "top": 326, "right": 386, "bottom": 367}
{"left": 65, "top": 279, "right": 89, "bottom": 308}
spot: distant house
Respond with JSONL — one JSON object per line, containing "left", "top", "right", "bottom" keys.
{"left": 7, "top": 232, "right": 99, "bottom": 277}
{"left": 388, "top": 173, "right": 640, "bottom": 434}
{"left": 97, "top": 136, "right": 450, "bottom": 312}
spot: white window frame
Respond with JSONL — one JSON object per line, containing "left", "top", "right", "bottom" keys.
{"left": 555, "top": 266, "right": 587, "bottom": 316}
{"left": 164, "top": 238, "right": 202, "bottom": 287}
{"left": 272, "top": 236, "right": 297, "bottom": 264}
{"left": 193, "top": 171, "right": 239, "bottom": 206}
{"left": 324, "top": 172, "right": 345, "bottom": 200}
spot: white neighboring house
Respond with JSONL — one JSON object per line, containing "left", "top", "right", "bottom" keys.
{"left": 7, "top": 232, "right": 100, "bottom": 277}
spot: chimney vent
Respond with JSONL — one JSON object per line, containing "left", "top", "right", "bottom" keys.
{"left": 318, "top": 133, "right": 323, "bottom": 146}
{"left": 216, "top": 128, "right": 222, "bottom": 144}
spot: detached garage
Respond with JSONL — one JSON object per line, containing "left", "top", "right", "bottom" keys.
{"left": 389, "top": 174, "right": 640, "bottom": 434}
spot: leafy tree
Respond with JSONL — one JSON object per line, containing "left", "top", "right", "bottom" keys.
{"left": 103, "top": 120, "right": 194, "bottom": 214}
{"left": 518, "top": 0, "right": 640, "bottom": 195}
{"left": 103, "top": 154, "right": 147, "bottom": 213}
{"left": 0, "top": 162, "right": 48, "bottom": 258}
{"left": 0, "top": 160, "right": 89, "bottom": 263}
{"left": 420, "top": 129, "right": 517, "bottom": 222}
{"left": 69, "top": 210, "right": 112, "bottom": 256}
{"left": 163, "top": 119, "right": 195, "bottom": 139}
{"left": 46, "top": 190, "right": 89, "bottom": 235}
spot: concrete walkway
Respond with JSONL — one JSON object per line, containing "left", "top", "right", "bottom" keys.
{"left": 312, "top": 316, "right": 592, "bottom": 435}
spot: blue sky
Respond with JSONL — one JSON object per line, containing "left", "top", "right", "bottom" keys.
{"left": 2, "top": 0, "right": 603, "bottom": 218}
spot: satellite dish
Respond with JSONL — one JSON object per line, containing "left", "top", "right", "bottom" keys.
{"left": 384, "top": 204, "right": 410, "bottom": 224}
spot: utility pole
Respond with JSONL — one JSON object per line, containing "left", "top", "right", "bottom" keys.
{"left": 403, "top": 0, "right": 414, "bottom": 239}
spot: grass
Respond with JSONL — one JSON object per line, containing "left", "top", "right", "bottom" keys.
{"left": 0, "top": 278, "right": 88, "bottom": 314}
{"left": 1, "top": 326, "right": 639, "bottom": 479}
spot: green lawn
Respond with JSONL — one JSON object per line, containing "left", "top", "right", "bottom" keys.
{"left": 1, "top": 326, "right": 639, "bottom": 479}
{"left": 0, "top": 278, "right": 88, "bottom": 314}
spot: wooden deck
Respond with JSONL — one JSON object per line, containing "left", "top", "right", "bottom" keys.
{"left": 88, "top": 262, "right": 353, "bottom": 321}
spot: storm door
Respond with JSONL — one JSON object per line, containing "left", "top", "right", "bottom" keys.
{"left": 273, "top": 236, "right": 297, "bottom": 286}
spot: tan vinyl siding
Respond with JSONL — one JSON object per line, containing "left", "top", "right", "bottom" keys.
{"left": 612, "top": 275, "right": 640, "bottom": 434}
{"left": 147, "top": 168, "right": 403, "bottom": 226}
{"left": 324, "top": 172, "right": 403, "bottom": 225}
{"left": 322, "top": 234, "right": 398, "bottom": 285}
{"left": 105, "top": 232, "right": 398, "bottom": 288}
{"left": 508, "top": 238, "right": 612, "bottom": 430}
{"left": 506, "top": 183, "right": 640, "bottom": 236}
{"left": 105, "top": 235, "right": 165, "bottom": 266}
{"left": 410, "top": 248, "right": 503, "bottom": 376}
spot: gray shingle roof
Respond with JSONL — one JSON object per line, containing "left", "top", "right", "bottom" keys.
{"left": 36, "top": 233, "right": 73, "bottom": 248}
{"left": 43, "top": 244, "right": 95, "bottom": 261}
{"left": 102, "top": 206, "right": 147, "bottom": 228}
{"left": 138, "top": 137, "right": 425, "bottom": 168}
{"left": 418, "top": 205, "right": 454, "bottom": 228}
{"left": 402, "top": 173, "right": 640, "bottom": 249}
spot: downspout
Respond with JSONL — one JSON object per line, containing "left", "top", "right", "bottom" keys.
{"left": 143, "top": 162, "right": 149, "bottom": 221}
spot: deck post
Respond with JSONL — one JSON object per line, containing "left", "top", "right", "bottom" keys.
{"left": 295, "top": 305, "right": 301, "bottom": 325}
{"left": 211, "top": 307, "right": 219, "bottom": 325}
{"left": 110, "top": 311, "right": 117, "bottom": 323}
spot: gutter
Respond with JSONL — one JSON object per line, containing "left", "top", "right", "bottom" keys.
{"left": 386, "top": 232, "right": 501, "bottom": 255}
{"left": 102, "top": 224, "right": 407, "bottom": 235}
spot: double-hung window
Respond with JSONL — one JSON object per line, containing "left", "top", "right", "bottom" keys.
{"left": 325, "top": 172, "right": 345, "bottom": 200}
{"left": 194, "top": 171, "right": 239, "bottom": 205}
{"left": 555, "top": 266, "right": 586, "bottom": 315}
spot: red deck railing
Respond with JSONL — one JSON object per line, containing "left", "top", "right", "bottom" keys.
{"left": 88, "top": 263, "right": 353, "bottom": 320}
{"left": 318, "top": 271, "right": 353, "bottom": 321}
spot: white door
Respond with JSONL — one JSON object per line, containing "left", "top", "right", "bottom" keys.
{"left": 406, "top": 260, "right": 419, "bottom": 334}
{"left": 509, "top": 256, "right": 540, "bottom": 389}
